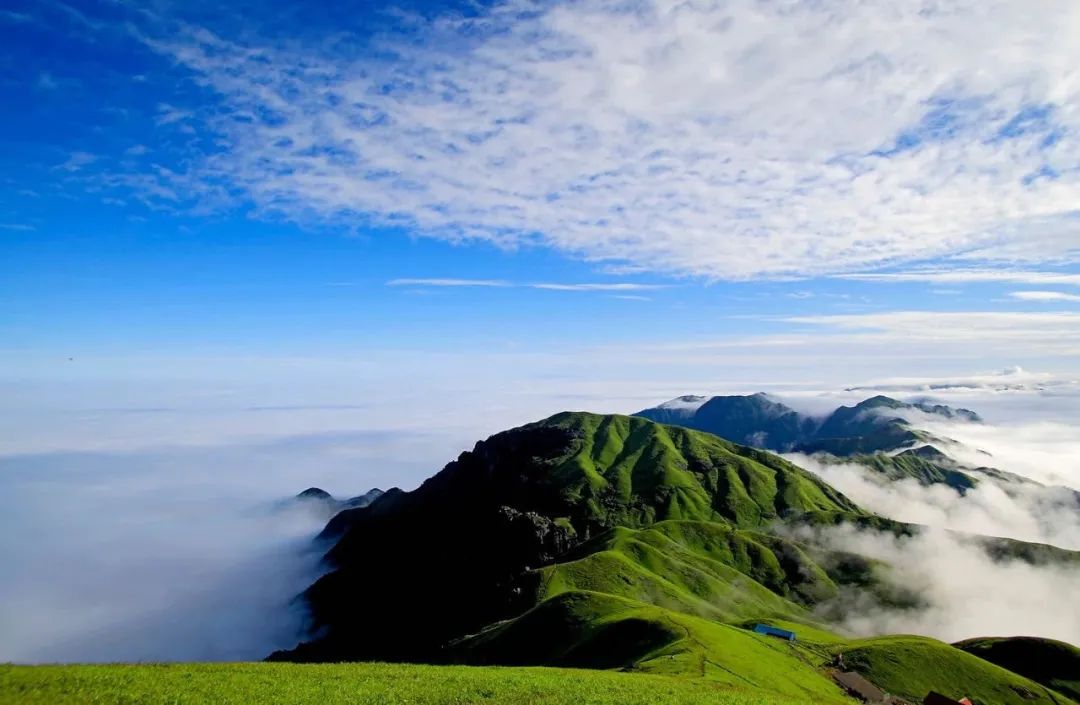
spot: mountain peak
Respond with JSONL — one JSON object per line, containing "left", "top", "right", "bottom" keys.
{"left": 637, "top": 394, "right": 812, "bottom": 451}
{"left": 655, "top": 394, "right": 709, "bottom": 410}
{"left": 854, "top": 394, "right": 906, "bottom": 409}
{"left": 289, "top": 411, "right": 861, "bottom": 662}
{"left": 898, "top": 444, "right": 951, "bottom": 461}
{"left": 296, "top": 487, "right": 333, "bottom": 501}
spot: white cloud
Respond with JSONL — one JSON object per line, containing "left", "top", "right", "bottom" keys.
{"left": 137, "top": 0, "right": 1080, "bottom": 279}
{"left": 801, "top": 524, "right": 1080, "bottom": 645}
{"left": 787, "top": 452, "right": 1080, "bottom": 550}
{"left": 839, "top": 269, "right": 1080, "bottom": 286}
{"left": 57, "top": 151, "right": 97, "bottom": 172}
{"left": 0, "top": 439, "right": 398, "bottom": 662}
{"left": 912, "top": 415, "right": 1080, "bottom": 489}
{"left": 843, "top": 366, "right": 1080, "bottom": 397}
{"left": 1010, "top": 290, "right": 1080, "bottom": 302}
{"left": 155, "top": 103, "right": 192, "bottom": 126}
{"left": 785, "top": 405, "right": 1080, "bottom": 644}
{"left": 386, "top": 278, "right": 510, "bottom": 287}
{"left": 784, "top": 310, "right": 1080, "bottom": 354}
{"left": 385, "top": 279, "right": 666, "bottom": 291}
{"left": 530, "top": 282, "right": 667, "bottom": 291}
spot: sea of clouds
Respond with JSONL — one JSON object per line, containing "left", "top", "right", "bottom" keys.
{"left": 779, "top": 372, "right": 1080, "bottom": 645}
{"left": 1, "top": 367, "right": 1078, "bottom": 661}
{"left": 0, "top": 428, "right": 456, "bottom": 662}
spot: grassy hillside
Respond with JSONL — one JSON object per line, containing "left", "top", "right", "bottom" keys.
{"left": 955, "top": 636, "right": 1080, "bottom": 702}
{"left": 845, "top": 449, "right": 979, "bottom": 493}
{"left": 532, "top": 520, "right": 841, "bottom": 619}
{"left": 840, "top": 635, "right": 1076, "bottom": 705}
{"left": 522, "top": 412, "right": 861, "bottom": 527}
{"left": 0, "top": 663, "right": 817, "bottom": 705}
{"left": 452, "top": 591, "right": 852, "bottom": 703}
{"left": 288, "top": 412, "right": 863, "bottom": 661}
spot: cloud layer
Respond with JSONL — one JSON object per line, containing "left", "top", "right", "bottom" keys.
{"left": 135, "top": 0, "right": 1080, "bottom": 278}
{"left": 0, "top": 446, "right": 324, "bottom": 662}
{"left": 803, "top": 524, "right": 1080, "bottom": 645}
{"left": 3, "top": 372, "right": 1079, "bottom": 660}
{"left": 837, "top": 269, "right": 1080, "bottom": 285}
{"left": 785, "top": 399, "right": 1080, "bottom": 644}
{"left": 1010, "top": 290, "right": 1080, "bottom": 302}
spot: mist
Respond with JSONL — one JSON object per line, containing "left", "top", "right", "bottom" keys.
{"left": 0, "top": 364, "right": 652, "bottom": 664}
{"left": 783, "top": 383, "right": 1080, "bottom": 644}
{"left": 795, "top": 523, "right": 1080, "bottom": 645}
{"left": 3, "top": 369, "right": 1078, "bottom": 662}
{"left": 786, "top": 453, "right": 1080, "bottom": 551}
{"left": 0, "top": 430, "right": 455, "bottom": 663}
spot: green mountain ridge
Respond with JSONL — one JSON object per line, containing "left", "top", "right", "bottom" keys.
{"left": 636, "top": 393, "right": 977, "bottom": 456}
{"left": 273, "top": 411, "right": 1079, "bottom": 705}
{"left": 280, "top": 412, "right": 862, "bottom": 662}
{"left": 638, "top": 394, "right": 1080, "bottom": 510}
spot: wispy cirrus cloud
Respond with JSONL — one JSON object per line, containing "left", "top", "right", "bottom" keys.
{"left": 839, "top": 269, "right": 1080, "bottom": 286}
{"left": 843, "top": 366, "right": 1080, "bottom": 396}
{"left": 529, "top": 283, "right": 667, "bottom": 292}
{"left": 0, "top": 9, "right": 32, "bottom": 24}
{"left": 56, "top": 151, "right": 97, "bottom": 173}
{"left": 786, "top": 310, "right": 1080, "bottom": 336}
{"left": 385, "top": 279, "right": 667, "bottom": 291}
{"left": 616, "top": 311, "right": 1080, "bottom": 353}
{"left": 782, "top": 311, "right": 1080, "bottom": 357}
{"left": 125, "top": 0, "right": 1080, "bottom": 280}
{"left": 1010, "top": 290, "right": 1080, "bottom": 302}
{"left": 386, "top": 278, "right": 510, "bottom": 288}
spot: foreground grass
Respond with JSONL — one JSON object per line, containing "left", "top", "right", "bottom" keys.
{"left": 0, "top": 662, "right": 819, "bottom": 705}
{"left": 455, "top": 591, "right": 851, "bottom": 703}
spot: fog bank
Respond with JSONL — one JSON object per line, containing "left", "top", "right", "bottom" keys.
{"left": 797, "top": 524, "right": 1080, "bottom": 645}
{"left": 785, "top": 384, "right": 1080, "bottom": 644}
{"left": 0, "top": 431, "right": 452, "bottom": 663}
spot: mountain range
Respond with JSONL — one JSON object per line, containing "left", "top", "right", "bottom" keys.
{"left": 294, "top": 487, "right": 385, "bottom": 516}
{"left": 638, "top": 394, "right": 1080, "bottom": 509}
{"left": 636, "top": 393, "right": 980, "bottom": 455}
{"left": 272, "top": 399, "right": 1080, "bottom": 705}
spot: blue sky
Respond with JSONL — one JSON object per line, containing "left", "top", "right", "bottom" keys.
{"left": 2, "top": 0, "right": 1080, "bottom": 456}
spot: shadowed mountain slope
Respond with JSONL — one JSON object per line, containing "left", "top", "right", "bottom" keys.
{"left": 842, "top": 635, "right": 1075, "bottom": 705}
{"left": 635, "top": 394, "right": 978, "bottom": 455}
{"left": 955, "top": 636, "right": 1080, "bottom": 702}
{"left": 278, "top": 412, "right": 861, "bottom": 662}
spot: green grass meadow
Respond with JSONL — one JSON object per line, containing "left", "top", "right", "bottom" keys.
{"left": 0, "top": 662, "right": 813, "bottom": 705}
